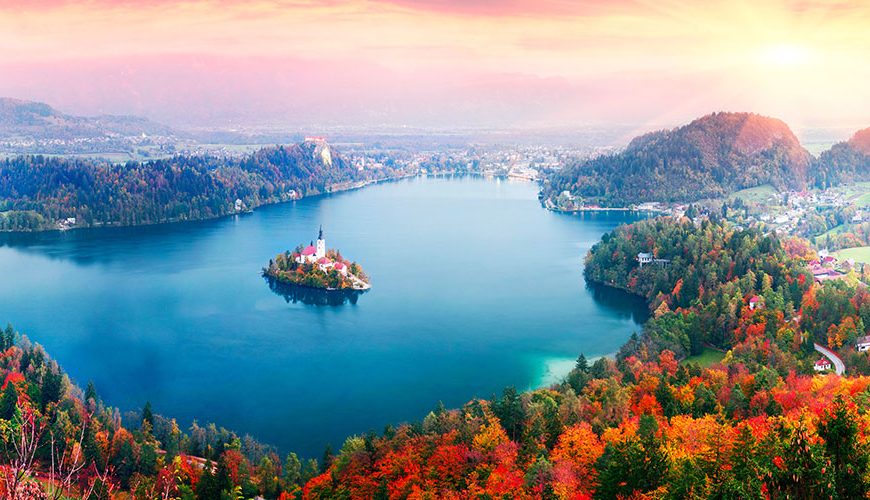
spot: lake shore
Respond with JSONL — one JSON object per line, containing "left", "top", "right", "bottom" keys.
{"left": 0, "top": 170, "right": 479, "bottom": 234}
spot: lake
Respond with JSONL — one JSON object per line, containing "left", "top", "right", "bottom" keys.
{"left": 0, "top": 176, "right": 647, "bottom": 457}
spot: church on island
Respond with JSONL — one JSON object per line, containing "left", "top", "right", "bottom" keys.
{"left": 295, "top": 226, "right": 348, "bottom": 275}
{"left": 264, "top": 225, "right": 369, "bottom": 292}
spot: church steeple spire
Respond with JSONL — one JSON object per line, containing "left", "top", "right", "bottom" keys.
{"left": 318, "top": 225, "right": 323, "bottom": 240}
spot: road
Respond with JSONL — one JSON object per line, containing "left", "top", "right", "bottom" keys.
{"left": 814, "top": 343, "right": 845, "bottom": 375}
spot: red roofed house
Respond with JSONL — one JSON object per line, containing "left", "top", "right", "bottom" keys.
{"left": 814, "top": 358, "right": 832, "bottom": 372}
{"left": 317, "top": 256, "right": 334, "bottom": 271}
{"left": 814, "top": 269, "right": 846, "bottom": 284}
{"left": 296, "top": 245, "right": 317, "bottom": 264}
{"left": 333, "top": 262, "right": 347, "bottom": 276}
{"left": 749, "top": 295, "right": 762, "bottom": 310}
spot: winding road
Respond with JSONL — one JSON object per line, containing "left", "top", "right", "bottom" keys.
{"left": 814, "top": 343, "right": 845, "bottom": 375}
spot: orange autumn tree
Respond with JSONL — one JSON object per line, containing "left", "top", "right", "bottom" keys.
{"left": 550, "top": 423, "right": 604, "bottom": 498}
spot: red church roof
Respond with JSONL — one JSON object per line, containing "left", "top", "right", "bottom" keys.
{"left": 301, "top": 245, "right": 316, "bottom": 256}
{"left": 317, "top": 257, "right": 331, "bottom": 264}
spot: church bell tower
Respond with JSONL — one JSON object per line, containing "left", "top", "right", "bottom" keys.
{"left": 316, "top": 225, "right": 326, "bottom": 259}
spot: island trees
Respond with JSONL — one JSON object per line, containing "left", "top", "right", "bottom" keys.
{"left": 264, "top": 247, "right": 369, "bottom": 292}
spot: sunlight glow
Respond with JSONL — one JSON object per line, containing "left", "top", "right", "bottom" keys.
{"left": 758, "top": 43, "right": 812, "bottom": 67}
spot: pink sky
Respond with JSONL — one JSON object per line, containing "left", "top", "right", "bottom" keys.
{"left": 1, "top": 0, "right": 868, "bottom": 130}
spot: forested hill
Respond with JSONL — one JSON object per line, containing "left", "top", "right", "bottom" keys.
{"left": 0, "top": 141, "right": 381, "bottom": 231}
{"left": 811, "top": 127, "right": 870, "bottom": 188}
{"left": 543, "top": 112, "right": 812, "bottom": 208}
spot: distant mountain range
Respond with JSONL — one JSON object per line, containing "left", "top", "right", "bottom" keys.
{"left": 0, "top": 97, "right": 183, "bottom": 155}
{"left": 544, "top": 112, "right": 868, "bottom": 207}
{"left": 0, "top": 97, "right": 176, "bottom": 136}
{"left": 0, "top": 97, "right": 309, "bottom": 156}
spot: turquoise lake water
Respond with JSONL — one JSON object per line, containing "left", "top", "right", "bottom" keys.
{"left": 0, "top": 176, "right": 647, "bottom": 457}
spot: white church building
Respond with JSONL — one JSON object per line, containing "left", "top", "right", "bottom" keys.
{"left": 295, "top": 227, "right": 348, "bottom": 276}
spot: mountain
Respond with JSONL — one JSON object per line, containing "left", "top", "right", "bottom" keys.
{"left": 543, "top": 112, "right": 813, "bottom": 207}
{"left": 812, "top": 127, "right": 870, "bottom": 188}
{"left": 0, "top": 97, "right": 180, "bottom": 154}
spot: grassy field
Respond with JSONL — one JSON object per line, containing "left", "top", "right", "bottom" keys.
{"left": 814, "top": 223, "right": 854, "bottom": 245}
{"left": 855, "top": 192, "right": 870, "bottom": 207}
{"left": 834, "top": 181, "right": 870, "bottom": 205}
{"left": 682, "top": 347, "right": 726, "bottom": 367}
{"left": 728, "top": 184, "right": 777, "bottom": 204}
{"left": 835, "top": 246, "right": 870, "bottom": 264}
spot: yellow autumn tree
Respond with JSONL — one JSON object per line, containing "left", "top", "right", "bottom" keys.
{"left": 654, "top": 301, "right": 672, "bottom": 318}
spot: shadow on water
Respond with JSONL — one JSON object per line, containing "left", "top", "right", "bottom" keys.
{"left": 265, "top": 277, "right": 367, "bottom": 307}
{"left": 586, "top": 281, "right": 650, "bottom": 325}
{"left": 0, "top": 214, "right": 243, "bottom": 265}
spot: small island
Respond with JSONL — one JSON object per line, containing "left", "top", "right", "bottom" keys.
{"left": 263, "top": 226, "right": 371, "bottom": 291}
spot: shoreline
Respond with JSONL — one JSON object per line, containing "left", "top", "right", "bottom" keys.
{"left": 535, "top": 353, "right": 613, "bottom": 388}
{"left": 264, "top": 267, "right": 371, "bottom": 292}
{"left": 546, "top": 206, "right": 666, "bottom": 215}
{"left": 0, "top": 170, "right": 470, "bottom": 235}
{"left": 265, "top": 274, "right": 370, "bottom": 292}
{"left": 584, "top": 276, "right": 652, "bottom": 302}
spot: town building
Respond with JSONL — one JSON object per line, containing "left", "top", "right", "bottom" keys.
{"left": 814, "top": 358, "right": 832, "bottom": 372}
{"left": 857, "top": 335, "right": 870, "bottom": 352}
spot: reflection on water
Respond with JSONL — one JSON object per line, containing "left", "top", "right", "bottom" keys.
{"left": 265, "top": 277, "right": 366, "bottom": 306}
{"left": 586, "top": 281, "right": 650, "bottom": 325}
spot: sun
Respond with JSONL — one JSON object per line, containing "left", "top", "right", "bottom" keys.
{"left": 758, "top": 43, "right": 812, "bottom": 67}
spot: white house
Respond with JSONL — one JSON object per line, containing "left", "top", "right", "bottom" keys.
{"left": 857, "top": 335, "right": 870, "bottom": 352}
{"left": 637, "top": 253, "right": 653, "bottom": 267}
{"left": 814, "top": 358, "right": 832, "bottom": 372}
